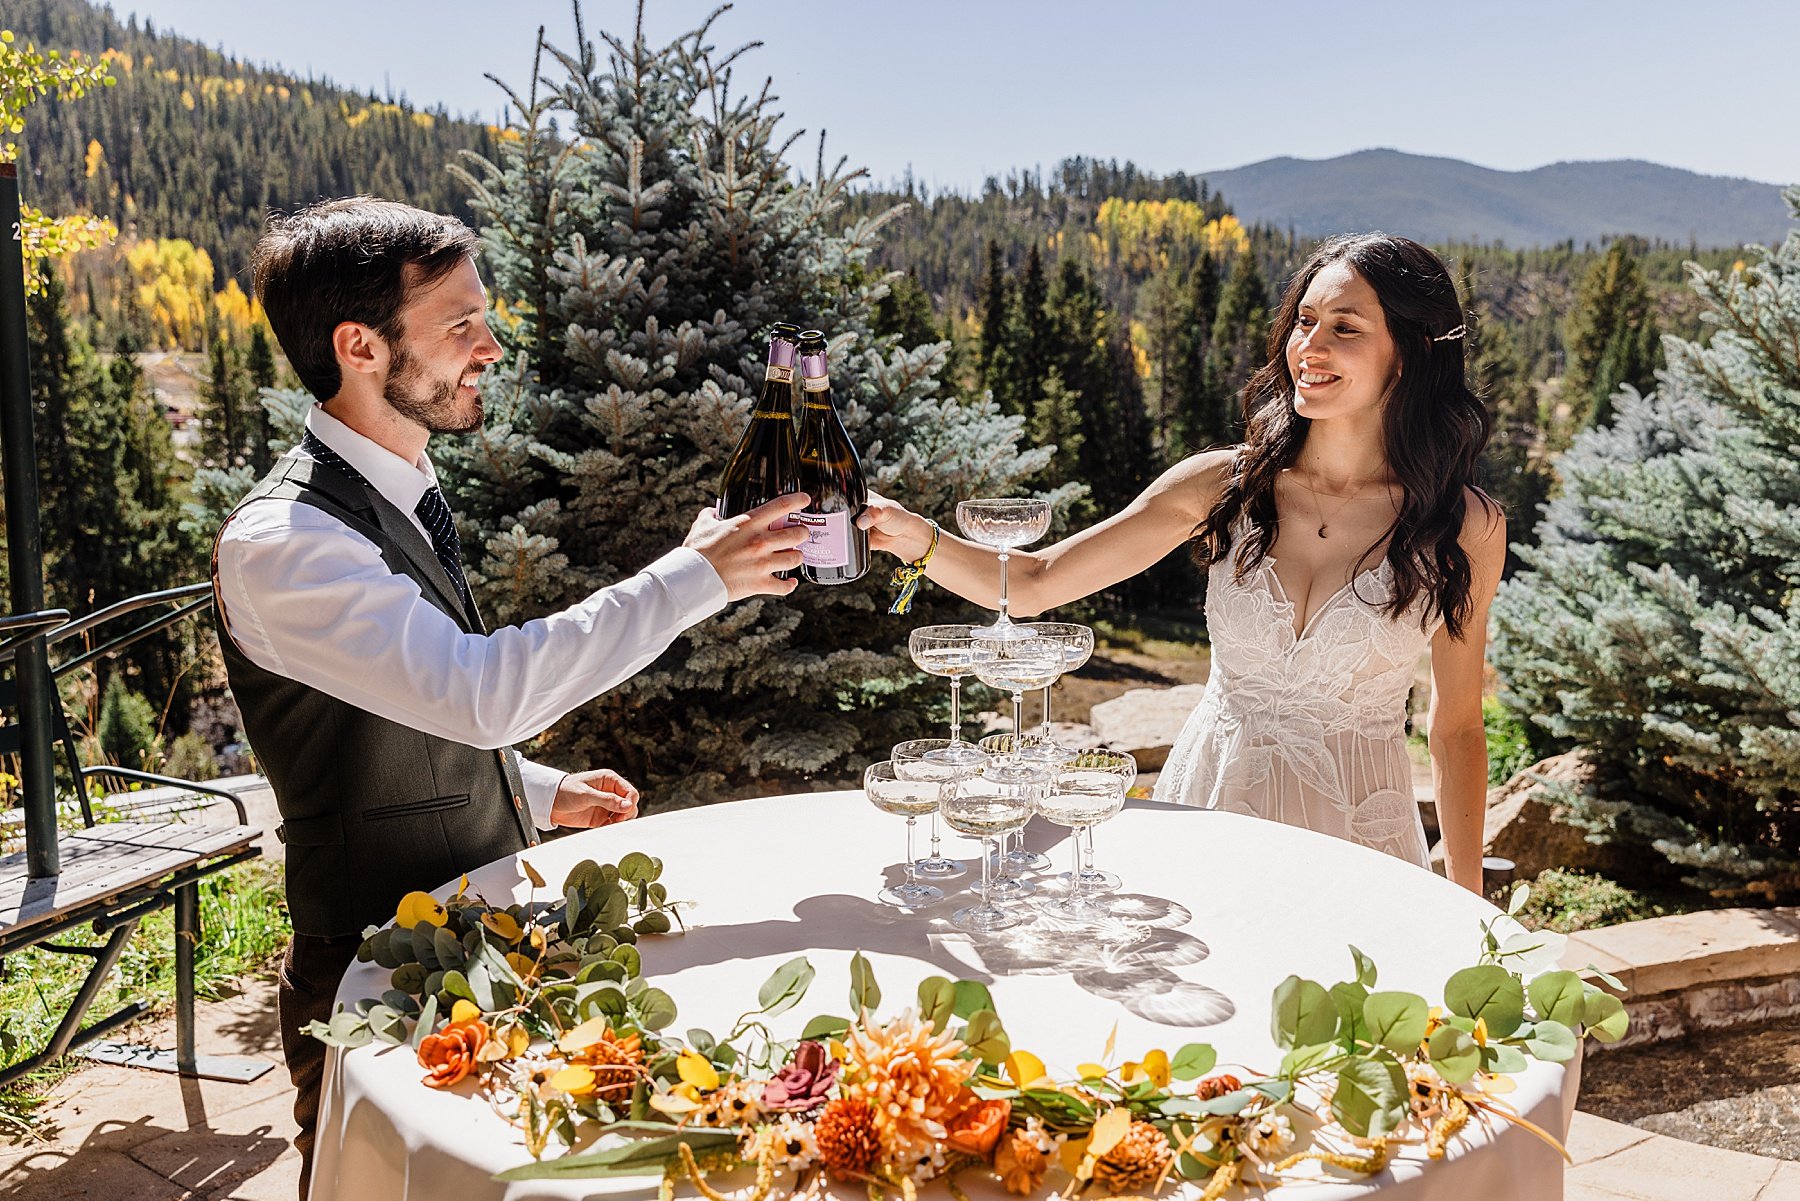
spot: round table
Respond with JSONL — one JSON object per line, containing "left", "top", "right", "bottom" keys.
{"left": 308, "top": 792, "right": 1575, "bottom": 1201}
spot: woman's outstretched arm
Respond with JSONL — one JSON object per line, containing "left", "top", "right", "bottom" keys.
{"left": 860, "top": 450, "right": 1234, "bottom": 618}
{"left": 1428, "top": 494, "right": 1509, "bottom": 894}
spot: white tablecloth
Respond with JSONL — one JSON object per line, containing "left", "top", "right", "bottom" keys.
{"left": 310, "top": 793, "right": 1574, "bottom": 1201}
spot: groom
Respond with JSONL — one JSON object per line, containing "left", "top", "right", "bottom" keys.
{"left": 212, "top": 196, "right": 808, "bottom": 1196}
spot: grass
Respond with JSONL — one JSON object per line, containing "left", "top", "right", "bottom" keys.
{"left": 1510, "top": 867, "right": 1703, "bottom": 933}
{"left": 0, "top": 857, "right": 290, "bottom": 1136}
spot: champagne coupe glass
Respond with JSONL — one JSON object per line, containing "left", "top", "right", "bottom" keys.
{"left": 971, "top": 635, "right": 1066, "bottom": 876}
{"left": 954, "top": 498, "right": 1052, "bottom": 641}
{"left": 940, "top": 765, "right": 1035, "bottom": 932}
{"left": 1055, "top": 750, "right": 1137, "bottom": 896}
{"left": 862, "top": 761, "right": 946, "bottom": 907}
{"left": 1034, "top": 768, "right": 1127, "bottom": 921}
{"left": 892, "top": 737, "right": 992, "bottom": 879}
{"left": 908, "top": 625, "right": 990, "bottom": 771}
{"left": 1012, "top": 622, "right": 1095, "bottom": 765}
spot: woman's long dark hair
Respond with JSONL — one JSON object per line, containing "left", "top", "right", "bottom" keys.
{"left": 1197, "top": 233, "right": 1495, "bottom": 640}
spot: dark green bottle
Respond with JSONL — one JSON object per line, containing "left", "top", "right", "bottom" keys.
{"left": 717, "top": 324, "right": 803, "bottom": 577}
{"left": 794, "top": 330, "right": 869, "bottom": 585}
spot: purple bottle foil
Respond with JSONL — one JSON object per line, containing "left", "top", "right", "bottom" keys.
{"left": 799, "top": 348, "right": 829, "bottom": 390}
{"left": 767, "top": 337, "right": 799, "bottom": 370}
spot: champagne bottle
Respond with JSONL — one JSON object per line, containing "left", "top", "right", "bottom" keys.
{"left": 794, "top": 330, "right": 869, "bottom": 585}
{"left": 717, "top": 324, "right": 803, "bottom": 576}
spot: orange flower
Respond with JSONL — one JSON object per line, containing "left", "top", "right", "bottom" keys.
{"left": 418, "top": 1017, "right": 489, "bottom": 1088}
{"left": 944, "top": 1095, "right": 1011, "bottom": 1159}
{"left": 995, "top": 1127, "right": 1049, "bottom": 1195}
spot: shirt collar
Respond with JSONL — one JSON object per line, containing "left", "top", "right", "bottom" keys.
{"left": 303, "top": 405, "right": 439, "bottom": 515}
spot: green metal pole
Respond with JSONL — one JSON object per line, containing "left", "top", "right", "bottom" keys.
{"left": 0, "top": 163, "right": 61, "bottom": 878}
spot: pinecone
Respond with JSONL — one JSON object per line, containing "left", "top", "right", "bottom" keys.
{"left": 1093, "top": 1121, "right": 1172, "bottom": 1194}
{"left": 571, "top": 1028, "right": 643, "bottom": 1103}
{"left": 814, "top": 1096, "right": 881, "bottom": 1179}
{"left": 1195, "top": 1073, "right": 1242, "bottom": 1101}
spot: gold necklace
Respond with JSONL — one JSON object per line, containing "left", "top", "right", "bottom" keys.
{"left": 1298, "top": 463, "right": 1374, "bottom": 539}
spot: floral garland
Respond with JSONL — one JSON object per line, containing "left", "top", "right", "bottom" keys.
{"left": 309, "top": 856, "right": 1629, "bottom": 1197}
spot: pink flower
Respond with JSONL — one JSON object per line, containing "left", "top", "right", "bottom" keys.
{"left": 762, "top": 1040, "right": 838, "bottom": 1113}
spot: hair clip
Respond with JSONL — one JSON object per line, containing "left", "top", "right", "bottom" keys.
{"left": 1431, "top": 324, "right": 1469, "bottom": 343}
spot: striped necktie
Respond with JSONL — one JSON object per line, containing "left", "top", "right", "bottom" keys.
{"left": 301, "top": 430, "right": 474, "bottom": 614}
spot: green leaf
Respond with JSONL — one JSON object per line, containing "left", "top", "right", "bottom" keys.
{"left": 1331, "top": 1055, "right": 1408, "bottom": 1139}
{"left": 1331, "top": 981, "right": 1369, "bottom": 1050}
{"left": 1428, "top": 1024, "right": 1481, "bottom": 1083}
{"left": 757, "top": 957, "right": 815, "bottom": 1017}
{"left": 1349, "top": 945, "right": 1378, "bottom": 988}
{"left": 618, "top": 851, "right": 659, "bottom": 885}
{"left": 1507, "top": 882, "right": 1530, "bottom": 916}
{"left": 952, "top": 979, "right": 994, "bottom": 1019}
{"left": 410, "top": 995, "right": 439, "bottom": 1049}
{"left": 609, "top": 944, "right": 642, "bottom": 978}
{"left": 317, "top": 1011, "right": 374, "bottom": 1049}
{"left": 433, "top": 925, "right": 466, "bottom": 970}
{"left": 801, "top": 1014, "right": 852, "bottom": 1041}
{"left": 1498, "top": 929, "right": 1568, "bottom": 975}
{"left": 1178, "top": 1153, "right": 1211, "bottom": 1181}
{"left": 440, "top": 969, "right": 476, "bottom": 1003}
{"left": 1271, "top": 976, "right": 1337, "bottom": 1050}
{"left": 1169, "top": 1042, "right": 1217, "bottom": 1081}
{"left": 1481, "top": 1043, "right": 1529, "bottom": 1074}
{"left": 1582, "top": 990, "right": 1629, "bottom": 1043}
{"left": 493, "top": 1128, "right": 741, "bottom": 1180}
{"left": 849, "top": 951, "right": 880, "bottom": 1014}
{"left": 1279, "top": 1043, "right": 1338, "bottom": 1076}
{"left": 1580, "top": 963, "right": 1626, "bottom": 992}
{"left": 634, "top": 986, "right": 678, "bottom": 1032}
{"left": 1444, "top": 965, "right": 1525, "bottom": 1037}
{"left": 963, "top": 1010, "right": 1010, "bottom": 1066}
{"left": 1522, "top": 1019, "right": 1579, "bottom": 1063}
{"left": 1363, "top": 991, "right": 1430, "bottom": 1055}
{"left": 1527, "top": 970, "right": 1587, "bottom": 1028}
{"left": 391, "top": 962, "right": 428, "bottom": 995}
{"left": 687, "top": 1028, "right": 716, "bottom": 1054}
{"left": 633, "top": 911, "right": 672, "bottom": 936}
{"left": 367, "top": 1003, "right": 407, "bottom": 1045}
{"left": 918, "top": 977, "right": 956, "bottom": 1033}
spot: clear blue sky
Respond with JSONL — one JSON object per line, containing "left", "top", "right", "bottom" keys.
{"left": 126, "top": 0, "right": 1797, "bottom": 189}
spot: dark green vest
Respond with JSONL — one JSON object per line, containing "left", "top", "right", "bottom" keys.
{"left": 212, "top": 452, "right": 537, "bottom": 937}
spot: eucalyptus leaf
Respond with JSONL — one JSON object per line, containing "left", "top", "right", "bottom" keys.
{"left": 380, "top": 988, "right": 420, "bottom": 1017}
{"left": 367, "top": 1003, "right": 407, "bottom": 1045}
{"left": 440, "top": 969, "right": 476, "bottom": 1003}
{"left": 918, "top": 976, "right": 956, "bottom": 1033}
{"left": 1331, "top": 1055, "right": 1408, "bottom": 1139}
{"left": 801, "top": 1014, "right": 852, "bottom": 1041}
{"left": 1363, "top": 991, "right": 1430, "bottom": 1055}
{"left": 1349, "top": 945, "right": 1378, "bottom": 988}
{"left": 952, "top": 979, "right": 994, "bottom": 1019}
{"left": 634, "top": 986, "right": 678, "bottom": 1031}
{"left": 1507, "top": 882, "right": 1531, "bottom": 916}
{"left": 1522, "top": 1018, "right": 1579, "bottom": 1063}
{"left": 433, "top": 925, "right": 466, "bottom": 970}
{"left": 1527, "top": 970, "right": 1587, "bottom": 1027}
{"left": 597, "top": 887, "right": 630, "bottom": 933}
{"left": 633, "top": 911, "right": 672, "bottom": 936}
{"left": 1498, "top": 929, "right": 1569, "bottom": 975}
{"left": 1169, "top": 1042, "right": 1217, "bottom": 1081}
{"left": 1271, "top": 976, "right": 1337, "bottom": 1050}
{"left": 1428, "top": 1024, "right": 1481, "bottom": 1083}
{"left": 325, "top": 1011, "right": 374, "bottom": 1048}
{"left": 493, "top": 1128, "right": 740, "bottom": 1180}
{"left": 1178, "top": 1153, "right": 1211, "bottom": 1181}
{"left": 849, "top": 952, "right": 881, "bottom": 1014}
{"left": 1331, "top": 981, "right": 1369, "bottom": 1050}
{"left": 1481, "top": 1043, "right": 1529, "bottom": 1074}
{"left": 1279, "top": 1043, "right": 1338, "bottom": 1076}
{"left": 410, "top": 994, "right": 439, "bottom": 1048}
{"left": 391, "top": 962, "right": 428, "bottom": 995}
{"left": 963, "top": 1010, "right": 1010, "bottom": 1066}
{"left": 370, "top": 929, "right": 401, "bottom": 970}
{"left": 609, "top": 945, "right": 642, "bottom": 978}
{"left": 757, "top": 957, "right": 815, "bottom": 1017}
{"left": 1582, "top": 990, "right": 1629, "bottom": 1043}
{"left": 687, "top": 1028, "right": 716, "bottom": 1054}
{"left": 618, "top": 851, "right": 658, "bottom": 885}
{"left": 1580, "top": 963, "right": 1627, "bottom": 992}
{"left": 1443, "top": 964, "right": 1525, "bottom": 1037}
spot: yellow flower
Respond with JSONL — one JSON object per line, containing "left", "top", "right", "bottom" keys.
{"left": 1119, "top": 1048, "right": 1170, "bottom": 1088}
{"left": 482, "top": 911, "right": 525, "bottom": 943}
{"left": 677, "top": 1050, "right": 721, "bottom": 1091}
{"left": 396, "top": 891, "right": 447, "bottom": 929}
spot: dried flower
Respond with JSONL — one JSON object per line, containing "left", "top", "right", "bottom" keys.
{"left": 1241, "top": 1111, "right": 1295, "bottom": 1159}
{"left": 1195, "top": 1073, "right": 1242, "bottom": 1100}
{"left": 762, "top": 1039, "right": 839, "bottom": 1114}
{"left": 1092, "top": 1120, "right": 1171, "bottom": 1194}
{"left": 814, "top": 1096, "right": 882, "bottom": 1179}
{"left": 418, "top": 1017, "right": 489, "bottom": 1088}
{"left": 565, "top": 1027, "right": 644, "bottom": 1103}
{"left": 749, "top": 1114, "right": 820, "bottom": 1173}
{"left": 943, "top": 1095, "right": 1011, "bottom": 1159}
{"left": 843, "top": 1010, "right": 974, "bottom": 1152}
{"left": 995, "top": 1126, "right": 1049, "bottom": 1195}
{"left": 697, "top": 1080, "right": 765, "bottom": 1128}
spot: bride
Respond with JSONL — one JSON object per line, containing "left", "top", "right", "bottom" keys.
{"left": 860, "top": 233, "right": 1504, "bottom": 893}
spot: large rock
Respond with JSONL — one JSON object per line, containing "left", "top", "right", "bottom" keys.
{"left": 1088, "top": 684, "right": 1207, "bottom": 771}
{"left": 1429, "top": 750, "right": 1630, "bottom": 878}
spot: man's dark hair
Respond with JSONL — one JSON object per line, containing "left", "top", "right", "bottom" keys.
{"left": 250, "top": 196, "right": 479, "bottom": 401}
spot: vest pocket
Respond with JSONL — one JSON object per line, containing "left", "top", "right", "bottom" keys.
{"left": 363, "top": 794, "right": 471, "bottom": 821}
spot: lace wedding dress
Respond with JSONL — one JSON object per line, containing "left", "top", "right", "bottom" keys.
{"left": 1152, "top": 532, "right": 1438, "bottom": 868}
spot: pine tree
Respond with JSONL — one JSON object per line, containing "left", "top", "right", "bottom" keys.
{"left": 977, "top": 240, "right": 1008, "bottom": 379}
{"left": 1561, "top": 241, "right": 1659, "bottom": 434}
{"left": 1491, "top": 190, "right": 1800, "bottom": 900}
{"left": 1204, "top": 252, "right": 1270, "bottom": 437}
{"left": 986, "top": 243, "right": 1051, "bottom": 417}
{"left": 244, "top": 323, "right": 279, "bottom": 472}
{"left": 1169, "top": 252, "right": 1223, "bottom": 454}
{"left": 442, "top": 14, "right": 1073, "bottom": 803}
{"left": 1462, "top": 270, "right": 1551, "bottom": 561}
{"left": 871, "top": 270, "right": 941, "bottom": 349}
{"left": 196, "top": 332, "right": 252, "bottom": 467}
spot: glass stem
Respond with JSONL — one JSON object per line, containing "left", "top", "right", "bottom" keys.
{"left": 1082, "top": 825, "right": 1096, "bottom": 875}
{"left": 1040, "top": 685, "right": 1054, "bottom": 743}
{"left": 948, "top": 677, "right": 963, "bottom": 743}
{"left": 929, "top": 811, "right": 944, "bottom": 860}
{"left": 1070, "top": 826, "right": 1084, "bottom": 897}
{"left": 997, "top": 549, "right": 1011, "bottom": 625}
{"left": 1011, "top": 689, "right": 1025, "bottom": 749}
{"left": 904, "top": 817, "right": 918, "bottom": 885}
{"left": 979, "top": 837, "right": 996, "bottom": 908}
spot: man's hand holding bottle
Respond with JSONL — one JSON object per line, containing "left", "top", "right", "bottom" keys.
{"left": 685, "top": 493, "right": 813, "bottom": 599}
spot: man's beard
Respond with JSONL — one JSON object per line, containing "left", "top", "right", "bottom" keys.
{"left": 384, "top": 340, "right": 484, "bottom": 435}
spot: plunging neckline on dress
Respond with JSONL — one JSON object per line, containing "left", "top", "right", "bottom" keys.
{"left": 1262, "top": 555, "right": 1384, "bottom": 644}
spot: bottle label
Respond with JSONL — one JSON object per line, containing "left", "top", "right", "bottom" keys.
{"left": 794, "top": 511, "right": 852, "bottom": 567}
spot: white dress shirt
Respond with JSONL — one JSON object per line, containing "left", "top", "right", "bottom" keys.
{"left": 214, "top": 405, "right": 729, "bottom": 829}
